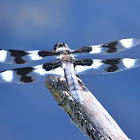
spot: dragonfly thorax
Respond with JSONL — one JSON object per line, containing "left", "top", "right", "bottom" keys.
{"left": 58, "top": 54, "right": 74, "bottom": 63}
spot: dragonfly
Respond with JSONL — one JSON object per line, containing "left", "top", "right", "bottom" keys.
{"left": 0, "top": 38, "right": 140, "bottom": 104}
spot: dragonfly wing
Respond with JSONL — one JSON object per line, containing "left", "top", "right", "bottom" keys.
{"left": 74, "top": 58, "right": 140, "bottom": 74}
{"left": 0, "top": 61, "right": 64, "bottom": 84}
{"left": 72, "top": 38, "right": 140, "bottom": 55}
{"left": 0, "top": 49, "right": 59, "bottom": 64}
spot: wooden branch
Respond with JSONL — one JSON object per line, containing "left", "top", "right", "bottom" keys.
{"left": 45, "top": 75, "right": 130, "bottom": 140}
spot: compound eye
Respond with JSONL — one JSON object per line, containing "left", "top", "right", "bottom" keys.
{"left": 54, "top": 42, "right": 67, "bottom": 51}
{"left": 54, "top": 43, "right": 58, "bottom": 51}
{"left": 54, "top": 42, "right": 70, "bottom": 51}
{"left": 58, "top": 43, "right": 65, "bottom": 47}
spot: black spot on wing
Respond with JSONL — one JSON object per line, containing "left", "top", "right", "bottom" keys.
{"left": 72, "top": 47, "right": 92, "bottom": 54}
{"left": 105, "top": 65, "right": 119, "bottom": 72}
{"left": 43, "top": 61, "right": 62, "bottom": 71}
{"left": 74, "top": 59, "right": 93, "bottom": 66}
{"left": 102, "top": 58, "right": 121, "bottom": 65}
{"left": 102, "top": 41, "right": 118, "bottom": 53}
{"left": 102, "top": 58, "right": 121, "bottom": 72}
{"left": 20, "top": 76, "right": 33, "bottom": 83}
{"left": 14, "top": 67, "right": 34, "bottom": 75}
{"left": 14, "top": 67, "right": 34, "bottom": 83}
{"left": 14, "top": 57, "right": 26, "bottom": 64}
{"left": 9, "top": 50, "right": 28, "bottom": 64}
{"left": 38, "top": 50, "right": 58, "bottom": 57}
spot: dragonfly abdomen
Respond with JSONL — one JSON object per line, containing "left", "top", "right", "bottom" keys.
{"left": 64, "top": 63, "right": 83, "bottom": 104}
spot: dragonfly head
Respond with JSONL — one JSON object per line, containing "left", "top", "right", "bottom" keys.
{"left": 54, "top": 42, "right": 70, "bottom": 52}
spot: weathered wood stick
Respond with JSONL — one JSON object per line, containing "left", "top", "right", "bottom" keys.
{"left": 45, "top": 75, "right": 130, "bottom": 140}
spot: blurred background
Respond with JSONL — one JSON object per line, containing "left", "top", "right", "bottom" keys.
{"left": 0, "top": 0, "right": 140, "bottom": 140}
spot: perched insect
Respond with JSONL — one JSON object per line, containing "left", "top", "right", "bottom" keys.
{"left": 0, "top": 38, "right": 140, "bottom": 104}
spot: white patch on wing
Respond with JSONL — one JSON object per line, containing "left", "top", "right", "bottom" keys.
{"left": 75, "top": 65, "right": 90, "bottom": 74}
{"left": 50, "top": 67, "right": 64, "bottom": 76}
{"left": 75, "top": 59, "right": 103, "bottom": 74}
{"left": 27, "top": 50, "right": 42, "bottom": 60}
{"left": 0, "top": 70, "right": 13, "bottom": 82}
{"left": 0, "top": 50, "right": 7, "bottom": 62}
{"left": 120, "top": 38, "right": 134, "bottom": 48}
{"left": 92, "top": 59, "right": 103, "bottom": 68}
{"left": 122, "top": 58, "right": 136, "bottom": 68}
{"left": 34, "top": 65, "right": 64, "bottom": 76}
{"left": 33, "top": 65, "right": 47, "bottom": 75}
{"left": 90, "top": 45, "right": 102, "bottom": 54}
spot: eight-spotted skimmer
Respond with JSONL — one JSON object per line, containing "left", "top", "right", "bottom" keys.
{"left": 0, "top": 38, "right": 140, "bottom": 104}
